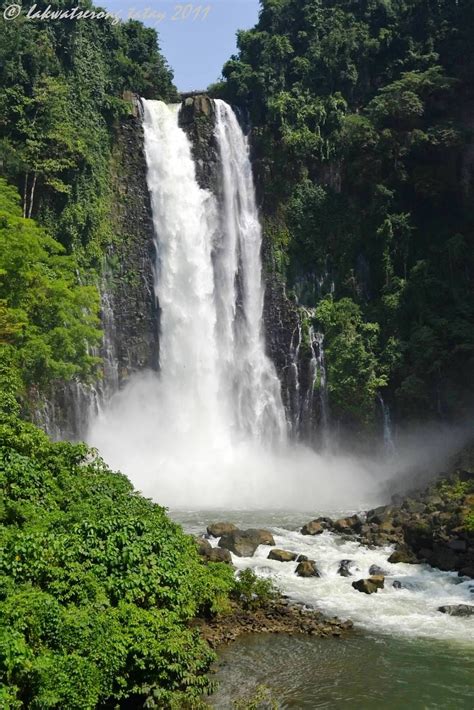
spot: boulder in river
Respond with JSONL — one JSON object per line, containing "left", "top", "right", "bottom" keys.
{"left": 369, "top": 564, "right": 386, "bottom": 576}
{"left": 196, "top": 537, "right": 212, "bottom": 556}
{"left": 301, "top": 517, "right": 332, "bottom": 535}
{"left": 268, "top": 549, "right": 298, "bottom": 562}
{"left": 388, "top": 545, "right": 417, "bottom": 564}
{"left": 207, "top": 522, "right": 238, "bottom": 538}
{"left": 247, "top": 528, "right": 276, "bottom": 546}
{"left": 196, "top": 537, "right": 232, "bottom": 563}
{"left": 337, "top": 560, "right": 353, "bottom": 577}
{"left": 438, "top": 604, "right": 474, "bottom": 617}
{"left": 366, "top": 505, "right": 395, "bottom": 525}
{"left": 392, "top": 580, "right": 403, "bottom": 589}
{"left": 352, "top": 575, "right": 385, "bottom": 594}
{"left": 296, "top": 560, "right": 320, "bottom": 578}
{"left": 334, "top": 515, "right": 362, "bottom": 534}
{"left": 207, "top": 547, "right": 232, "bottom": 564}
{"left": 218, "top": 528, "right": 275, "bottom": 557}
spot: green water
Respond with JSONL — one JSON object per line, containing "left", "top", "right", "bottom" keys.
{"left": 210, "top": 632, "right": 474, "bottom": 709}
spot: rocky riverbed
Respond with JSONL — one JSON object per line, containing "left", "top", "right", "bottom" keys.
{"left": 300, "top": 464, "right": 474, "bottom": 578}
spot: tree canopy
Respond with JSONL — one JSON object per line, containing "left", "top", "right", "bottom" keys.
{"left": 215, "top": 0, "right": 474, "bottom": 428}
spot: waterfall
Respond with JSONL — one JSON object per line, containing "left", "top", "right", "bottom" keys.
{"left": 378, "top": 393, "right": 395, "bottom": 456}
{"left": 87, "top": 99, "right": 289, "bottom": 504}
{"left": 139, "top": 99, "right": 286, "bottom": 444}
{"left": 144, "top": 100, "right": 225, "bottom": 444}
{"left": 299, "top": 326, "right": 330, "bottom": 448}
{"left": 213, "top": 100, "right": 287, "bottom": 442}
{"left": 313, "top": 330, "right": 330, "bottom": 447}
{"left": 98, "top": 275, "right": 120, "bottom": 402}
{"left": 288, "top": 323, "right": 302, "bottom": 437}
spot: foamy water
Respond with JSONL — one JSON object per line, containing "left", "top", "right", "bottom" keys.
{"left": 226, "top": 528, "right": 474, "bottom": 644}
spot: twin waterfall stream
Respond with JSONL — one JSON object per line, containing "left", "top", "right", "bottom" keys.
{"left": 142, "top": 99, "right": 286, "bottom": 448}
{"left": 83, "top": 100, "right": 472, "bottom": 665}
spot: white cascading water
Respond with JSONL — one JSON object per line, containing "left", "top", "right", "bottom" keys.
{"left": 378, "top": 393, "right": 396, "bottom": 457}
{"left": 213, "top": 100, "right": 287, "bottom": 443}
{"left": 142, "top": 101, "right": 229, "bottom": 450}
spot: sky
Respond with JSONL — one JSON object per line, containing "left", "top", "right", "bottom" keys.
{"left": 103, "top": 0, "right": 261, "bottom": 91}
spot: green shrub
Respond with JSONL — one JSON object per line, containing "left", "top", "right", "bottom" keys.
{"left": 232, "top": 570, "right": 278, "bottom": 611}
{"left": 0, "top": 413, "right": 234, "bottom": 707}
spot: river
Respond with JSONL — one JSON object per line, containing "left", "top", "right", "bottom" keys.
{"left": 173, "top": 509, "right": 474, "bottom": 709}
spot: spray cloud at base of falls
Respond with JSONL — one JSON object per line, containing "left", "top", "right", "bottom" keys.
{"left": 87, "top": 99, "right": 468, "bottom": 510}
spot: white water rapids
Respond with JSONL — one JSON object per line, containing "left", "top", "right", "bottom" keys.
{"left": 184, "top": 515, "right": 473, "bottom": 646}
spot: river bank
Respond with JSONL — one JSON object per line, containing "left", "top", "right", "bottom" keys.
{"left": 298, "top": 448, "right": 474, "bottom": 579}
{"left": 195, "top": 598, "right": 353, "bottom": 649}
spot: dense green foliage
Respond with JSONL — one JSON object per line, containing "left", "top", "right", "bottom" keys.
{"left": 0, "top": 2, "right": 177, "bottom": 403}
{"left": 216, "top": 0, "right": 474, "bottom": 430}
{"left": 0, "top": 179, "right": 101, "bottom": 392}
{"left": 0, "top": 384, "right": 235, "bottom": 708}
{"left": 0, "top": 3, "right": 176, "bottom": 261}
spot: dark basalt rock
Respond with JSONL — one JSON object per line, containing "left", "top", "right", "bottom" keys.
{"left": 369, "top": 564, "right": 386, "bottom": 576}
{"left": 301, "top": 520, "right": 325, "bottom": 536}
{"left": 388, "top": 546, "right": 417, "bottom": 564}
{"left": 338, "top": 560, "right": 353, "bottom": 577}
{"left": 196, "top": 538, "right": 212, "bottom": 556}
{"left": 392, "top": 580, "right": 403, "bottom": 589}
{"left": 106, "top": 103, "right": 160, "bottom": 383}
{"left": 178, "top": 95, "right": 219, "bottom": 194}
{"left": 218, "top": 529, "right": 275, "bottom": 558}
{"left": 207, "top": 547, "right": 233, "bottom": 564}
{"left": 333, "top": 515, "right": 363, "bottom": 534}
{"left": 207, "top": 522, "right": 238, "bottom": 538}
{"left": 195, "top": 537, "right": 232, "bottom": 564}
{"left": 438, "top": 604, "right": 474, "bottom": 617}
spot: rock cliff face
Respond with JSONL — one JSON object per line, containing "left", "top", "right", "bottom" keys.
{"left": 34, "top": 100, "right": 159, "bottom": 440}
{"left": 179, "top": 95, "right": 220, "bottom": 194}
{"left": 105, "top": 102, "right": 159, "bottom": 383}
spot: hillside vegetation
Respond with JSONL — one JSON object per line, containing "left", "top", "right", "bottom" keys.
{"left": 216, "top": 0, "right": 474, "bottom": 432}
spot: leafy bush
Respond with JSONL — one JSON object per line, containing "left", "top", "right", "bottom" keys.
{"left": 316, "top": 297, "right": 386, "bottom": 428}
{"left": 233, "top": 684, "right": 279, "bottom": 710}
{"left": 232, "top": 570, "right": 278, "bottom": 611}
{"left": 0, "top": 407, "right": 235, "bottom": 708}
{"left": 0, "top": 179, "right": 101, "bottom": 390}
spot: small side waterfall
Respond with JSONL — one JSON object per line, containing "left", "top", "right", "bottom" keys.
{"left": 378, "top": 393, "right": 395, "bottom": 456}
{"left": 299, "top": 325, "right": 330, "bottom": 447}
{"left": 288, "top": 323, "right": 302, "bottom": 437}
{"left": 312, "top": 329, "right": 330, "bottom": 448}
